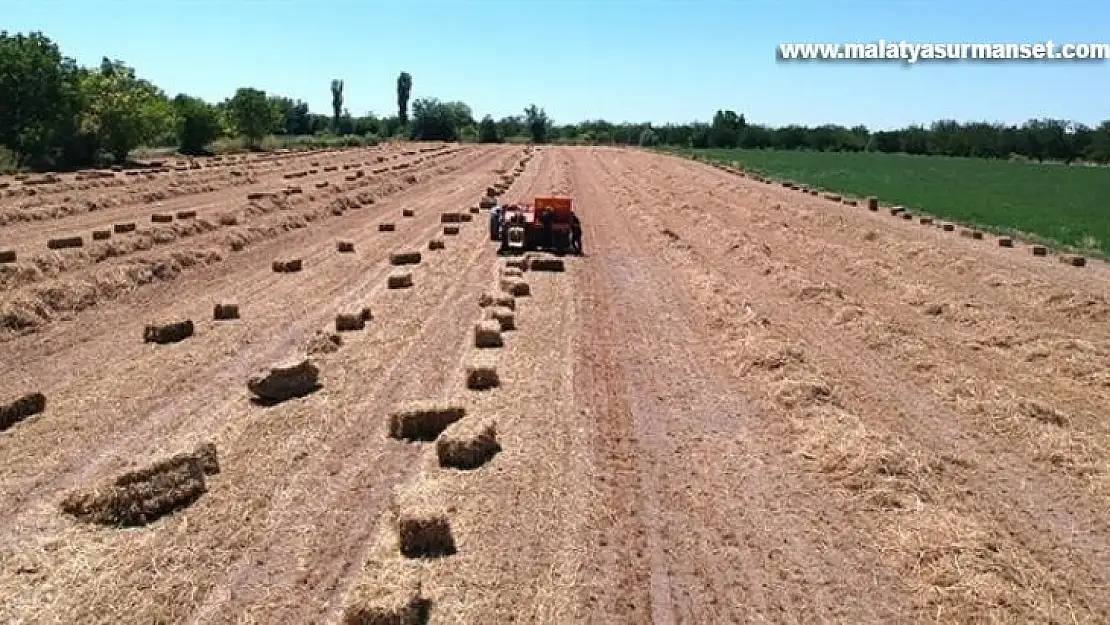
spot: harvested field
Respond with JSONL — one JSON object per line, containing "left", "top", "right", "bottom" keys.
{"left": 3, "top": 144, "right": 1110, "bottom": 624}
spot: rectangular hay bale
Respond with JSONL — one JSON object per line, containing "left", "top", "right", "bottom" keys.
{"left": 379, "top": 222, "right": 396, "bottom": 232}
{"left": 443, "top": 225, "right": 460, "bottom": 236}
{"left": 175, "top": 210, "right": 198, "bottom": 219}
{"left": 47, "top": 236, "right": 83, "bottom": 250}
{"left": 273, "top": 259, "right": 303, "bottom": 272}
{"left": 144, "top": 320, "right": 194, "bottom": 344}
{"left": 213, "top": 303, "right": 239, "bottom": 320}
{"left": 114, "top": 222, "right": 137, "bottom": 233}
{"left": 528, "top": 256, "right": 565, "bottom": 272}
{"left": 59, "top": 443, "right": 218, "bottom": 527}
{"left": 465, "top": 353, "right": 500, "bottom": 390}
{"left": 0, "top": 250, "right": 17, "bottom": 263}
{"left": 336, "top": 313, "right": 366, "bottom": 332}
{"left": 387, "top": 270, "right": 413, "bottom": 289}
{"left": 437, "top": 417, "right": 500, "bottom": 470}
{"left": 389, "top": 251, "right": 422, "bottom": 266}
{"left": 1, "top": 392, "right": 46, "bottom": 431}
{"left": 394, "top": 479, "right": 456, "bottom": 558}
{"left": 474, "top": 320, "right": 503, "bottom": 348}
{"left": 152, "top": 213, "right": 173, "bottom": 223}
{"left": 388, "top": 400, "right": 466, "bottom": 441}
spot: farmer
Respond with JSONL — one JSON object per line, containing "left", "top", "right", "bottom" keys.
{"left": 489, "top": 203, "right": 502, "bottom": 241}
{"left": 570, "top": 212, "right": 582, "bottom": 254}
{"left": 539, "top": 207, "right": 555, "bottom": 249}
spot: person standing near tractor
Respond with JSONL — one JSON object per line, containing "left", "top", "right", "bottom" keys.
{"left": 540, "top": 207, "right": 555, "bottom": 249}
{"left": 570, "top": 212, "right": 582, "bottom": 254}
{"left": 489, "top": 203, "right": 502, "bottom": 241}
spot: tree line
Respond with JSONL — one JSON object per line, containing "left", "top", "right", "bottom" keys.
{"left": 3, "top": 30, "right": 1108, "bottom": 173}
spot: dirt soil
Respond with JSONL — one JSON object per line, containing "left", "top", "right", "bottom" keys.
{"left": 2, "top": 145, "right": 1109, "bottom": 624}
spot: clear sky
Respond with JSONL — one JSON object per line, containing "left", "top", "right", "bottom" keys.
{"left": 4, "top": 0, "right": 1108, "bottom": 130}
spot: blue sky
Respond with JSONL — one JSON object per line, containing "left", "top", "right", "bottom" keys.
{"left": 5, "top": 0, "right": 1109, "bottom": 129}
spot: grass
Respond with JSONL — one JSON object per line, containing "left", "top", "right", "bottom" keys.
{"left": 666, "top": 147, "right": 1110, "bottom": 256}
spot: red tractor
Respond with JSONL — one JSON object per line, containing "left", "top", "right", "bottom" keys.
{"left": 495, "top": 196, "right": 581, "bottom": 255}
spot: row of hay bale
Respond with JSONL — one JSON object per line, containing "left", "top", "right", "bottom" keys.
{"left": 340, "top": 253, "right": 547, "bottom": 622}
{"left": 0, "top": 210, "right": 204, "bottom": 262}
{"left": 693, "top": 154, "right": 1092, "bottom": 269}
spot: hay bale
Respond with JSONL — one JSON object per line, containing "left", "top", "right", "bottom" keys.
{"left": 213, "top": 303, "right": 239, "bottom": 320}
{"left": 942, "top": 223, "right": 955, "bottom": 232}
{"left": 337, "top": 240, "right": 355, "bottom": 253}
{"left": 501, "top": 266, "right": 523, "bottom": 278}
{"left": 478, "top": 195, "right": 496, "bottom": 209}
{"left": 474, "top": 320, "right": 503, "bottom": 348}
{"left": 919, "top": 217, "right": 933, "bottom": 225}
{"left": 379, "top": 222, "right": 396, "bottom": 232}
{"left": 90, "top": 229, "right": 112, "bottom": 241}
{"left": 387, "top": 270, "right": 413, "bottom": 289}
{"left": 402, "top": 208, "right": 415, "bottom": 217}
{"left": 1030, "top": 245, "right": 1048, "bottom": 256}
{"left": 315, "top": 181, "right": 329, "bottom": 188}
{"left": 478, "top": 292, "right": 495, "bottom": 307}
{"left": 113, "top": 222, "right": 137, "bottom": 234}
{"left": 47, "top": 236, "right": 83, "bottom": 249}
{"left": 247, "top": 358, "right": 319, "bottom": 402}
{"left": 443, "top": 225, "right": 460, "bottom": 236}
{"left": 307, "top": 331, "right": 343, "bottom": 355}
{"left": 59, "top": 444, "right": 218, "bottom": 527}
{"left": 890, "top": 207, "right": 904, "bottom": 215}
{"left": 487, "top": 306, "right": 515, "bottom": 331}
{"left": 436, "top": 418, "right": 500, "bottom": 469}
{"left": 359, "top": 307, "right": 373, "bottom": 322}
{"left": 901, "top": 212, "right": 913, "bottom": 220}
{"left": 428, "top": 238, "right": 445, "bottom": 250}
{"left": 175, "top": 210, "right": 197, "bottom": 220}
{"left": 388, "top": 400, "right": 466, "bottom": 441}
{"left": 528, "top": 256, "right": 565, "bottom": 272}
{"left": 972, "top": 231, "right": 984, "bottom": 240}
{"left": 0, "top": 250, "right": 15, "bottom": 264}
{"left": 273, "top": 258, "right": 303, "bottom": 272}
{"left": 468, "top": 206, "right": 480, "bottom": 214}
{"left": 504, "top": 257, "right": 527, "bottom": 271}
{"left": 341, "top": 572, "right": 429, "bottom": 625}
{"left": 1061, "top": 254, "right": 1086, "bottom": 267}
{"left": 0, "top": 392, "right": 46, "bottom": 431}
{"left": 459, "top": 212, "right": 472, "bottom": 222}
{"left": 998, "top": 237, "right": 1014, "bottom": 247}
{"left": 143, "top": 320, "right": 194, "bottom": 344}
{"left": 394, "top": 482, "right": 456, "bottom": 558}
{"left": 440, "top": 212, "right": 462, "bottom": 223}
{"left": 389, "top": 251, "right": 422, "bottom": 266}
{"left": 866, "top": 197, "right": 878, "bottom": 210}
{"left": 823, "top": 193, "right": 841, "bottom": 201}
{"left": 465, "top": 354, "right": 499, "bottom": 390}
{"left": 493, "top": 294, "right": 515, "bottom": 310}
{"left": 844, "top": 198, "right": 858, "bottom": 207}
{"left": 152, "top": 213, "right": 173, "bottom": 223}
{"left": 336, "top": 312, "right": 366, "bottom": 332}
{"left": 500, "top": 277, "right": 530, "bottom": 297}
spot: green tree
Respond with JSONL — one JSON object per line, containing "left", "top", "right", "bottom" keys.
{"left": 397, "top": 71, "right": 412, "bottom": 125}
{"left": 409, "top": 97, "right": 461, "bottom": 141}
{"left": 79, "top": 59, "right": 176, "bottom": 163}
{"left": 523, "top": 104, "right": 550, "bottom": 143}
{"left": 173, "top": 94, "right": 221, "bottom": 155}
{"left": 330, "top": 79, "right": 344, "bottom": 132}
{"left": 0, "top": 31, "right": 83, "bottom": 168}
{"left": 228, "top": 87, "right": 274, "bottom": 149}
{"left": 478, "top": 115, "right": 500, "bottom": 143}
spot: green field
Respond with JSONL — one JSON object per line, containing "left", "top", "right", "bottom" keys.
{"left": 669, "top": 148, "right": 1110, "bottom": 256}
